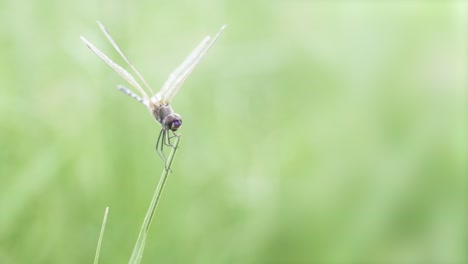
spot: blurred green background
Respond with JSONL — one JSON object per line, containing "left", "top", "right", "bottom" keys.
{"left": 0, "top": 0, "right": 466, "bottom": 263}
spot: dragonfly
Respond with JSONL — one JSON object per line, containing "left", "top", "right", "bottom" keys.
{"left": 80, "top": 21, "right": 225, "bottom": 163}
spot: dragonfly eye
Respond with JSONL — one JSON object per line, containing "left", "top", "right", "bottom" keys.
{"left": 166, "top": 114, "right": 182, "bottom": 131}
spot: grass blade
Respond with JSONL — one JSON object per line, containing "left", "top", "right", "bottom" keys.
{"left": 128, "top": 135, "right": 181, "bottom": 264}
{"left": 94, "top": 207, "right": 109, "bottom": 264}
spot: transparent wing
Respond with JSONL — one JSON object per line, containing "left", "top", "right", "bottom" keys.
{"left": 154, "top": 25, "right": 226, "bottom": 104}
{"left": 80, "top": 35, "right": 149, "bottom": 102}
{"left": 153, "top": 36, "right": 211, "bottom": 103}
{"left": 97, "top": 21, "right": 155, "bottom": 97}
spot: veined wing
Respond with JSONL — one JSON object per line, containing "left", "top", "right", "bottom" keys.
{"left": 80, "top": 35, "right": 149, "bottom": 103}
{"left": 97, "top": 21, "right": 154, "bottom": 98}
{"left": 153, "top": 36, "right": 210, "bottom": 103}
{"left": 154, "top": 25, "right": 226, "bottom": 104}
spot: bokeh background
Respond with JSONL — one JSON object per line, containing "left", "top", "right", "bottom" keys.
{"left": 1, "top": 0, "right": 467, "bottom": 263}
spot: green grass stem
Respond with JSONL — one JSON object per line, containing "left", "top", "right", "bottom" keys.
{"left": 94, "top": 207, "right": 109, "bottom": 264}
{"left": 128, "top": 135, "right": 181, "bottom": 264}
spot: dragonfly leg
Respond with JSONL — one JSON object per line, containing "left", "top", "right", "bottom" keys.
{"left": 163, "top": 130, "right": 173, "bottom": 147}
{"left": 156, "top": 130, "right": 174, "bottom": 172}
{"left": 155, "top": 129, "right": 167, "bottom": 163}
{"left": 164, "top": 131, "right": 180, "bottom": 148}
{"left": 155, "top": 129, "right": 178, "bottom": 171}
{"left": 170, "top": 131, "right": 181, "bottom": 139}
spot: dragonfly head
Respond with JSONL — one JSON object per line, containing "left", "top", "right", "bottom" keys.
{"left": 165, "top": 113, "right": 182, "bottom": 131}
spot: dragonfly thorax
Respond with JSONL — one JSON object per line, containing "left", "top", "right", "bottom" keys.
{"left": 152, "top": 104, "right": 182, "bottom": 131}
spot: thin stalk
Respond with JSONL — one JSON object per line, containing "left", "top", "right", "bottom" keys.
{"left": 94, "top": 207, "right": 109, "bottom": 264}
{"left": 128, "top": 135, "right": 181, "bottom": 264}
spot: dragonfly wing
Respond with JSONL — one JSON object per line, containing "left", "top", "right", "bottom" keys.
{"left": 80, "top": 35, "right": 147, "bottom": 101}
{"left": 155, "top": 25, "right": 226, "bottom": 104}
{"left": 97, "top": 21, "right": 154, "bottom": 98}
{"left": 154, "top": 36, "right": 211, "bottom": 104}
